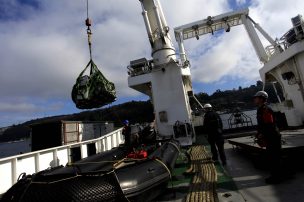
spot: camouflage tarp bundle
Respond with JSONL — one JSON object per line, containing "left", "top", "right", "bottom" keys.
{"left": 72, "top": 59, "right": 116, "bottom": 109}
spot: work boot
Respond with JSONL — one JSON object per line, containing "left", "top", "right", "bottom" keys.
{"left": 212, "top": 156, "right": 218, "bottom": 161}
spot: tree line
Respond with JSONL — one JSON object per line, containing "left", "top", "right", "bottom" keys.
{"left": 0, "top": 81, "right": 283, "bottom": 142}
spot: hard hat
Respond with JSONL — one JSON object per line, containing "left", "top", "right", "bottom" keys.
{"left": 253, "top": 91, "right": 268, "bottom": 99}
{"left": 203, "top": 103, "right": 212, "bottom": 109}
{"left": 123, "top": 120, "right": 129, "bottom": 125}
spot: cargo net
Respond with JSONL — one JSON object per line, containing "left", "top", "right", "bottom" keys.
{"left": 2, "top": 172, "right": 127, "bottom": 202}
{"left": 72, "top": 59, "right": 116, "bottom": 109}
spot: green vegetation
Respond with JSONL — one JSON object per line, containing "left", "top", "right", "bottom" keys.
{"left": 0, "top": 81, "right": 282, "bottom": 142}
{"left": 195, "top": 81, "right": 283, "bottom": 111}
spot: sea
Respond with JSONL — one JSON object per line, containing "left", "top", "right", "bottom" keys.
{"left": 0, "top": 139, "right": 31, "bottom": 159}
{"left": 0, "top": 110, "right": 258, "bottom": 159}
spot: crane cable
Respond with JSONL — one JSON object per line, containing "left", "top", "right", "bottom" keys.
{"left": 85, "top": 0, "right": 93, "bottom": 61}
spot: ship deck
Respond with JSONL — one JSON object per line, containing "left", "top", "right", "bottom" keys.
{"left": 228, "top": 129, "right": 304, "bottom": 154}
{"left": 157, "top": 130, "right": 304, "bottom": 202}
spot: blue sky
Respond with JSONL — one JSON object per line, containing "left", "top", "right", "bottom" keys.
{"left": 0, "top": 0, "right": 303, "bottom": 127}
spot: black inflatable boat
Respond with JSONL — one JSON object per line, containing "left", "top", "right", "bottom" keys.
{"left": 1, "top": 140, "right": 180, "bottom": 202}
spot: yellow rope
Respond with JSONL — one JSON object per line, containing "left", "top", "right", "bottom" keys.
{"left": 68, "top": 158, "right": 145, "bottom": 166}
{"left": 186, "top": 145, "right": 218, "bottom": 202}
{"left": 30, "top": 175, "right": 80, "bottom": 184}
{"left": 154, "top": 158, "right": 172, "bottom": 179}
{"left": 168, "top": 141, "right": 181, "bottom": 154}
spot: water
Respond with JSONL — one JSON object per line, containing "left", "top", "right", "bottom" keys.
{"left": 0, "top": 110, "right": 258, "bottom": 159}
{"left": 0, "top": 139, "right": 31, "bottom": 159}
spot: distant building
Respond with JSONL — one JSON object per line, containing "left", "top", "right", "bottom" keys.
{"left": 30, "top": 121, "right": 114, "bottom": 151}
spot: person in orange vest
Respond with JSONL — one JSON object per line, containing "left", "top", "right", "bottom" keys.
{"left": 254, "top": 91, "right": 282, "bottom": 184}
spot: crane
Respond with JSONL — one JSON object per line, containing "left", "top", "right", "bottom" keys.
{"left": 173, "top": 8, "right": 304, "bottom": 127}
{"left": 127, "top": 0, "right": 195, "bottom": 146}
{"left": 127, "top": 0, "right": 304, "bottom": 146}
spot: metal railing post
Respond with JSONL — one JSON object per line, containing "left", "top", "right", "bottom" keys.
{"left": 11, "top": 158, "right": 17, "bottom": 184}
{"left": 104, "top": 138, "right": 107, "bottom": 151}
{"left": 53, "top": 149, "right": 58, "bottom": 167}
{"left": 111, "top": 133, "right": 114, "bottom": 149}
{"left": 34, "top": 153, "right": 40, "bottom": 172}
{"left": 67, "top": 146, "right": 71, "bottom": 164}
{"left": 116, "top": 132, "right": 120, "bottom": 145}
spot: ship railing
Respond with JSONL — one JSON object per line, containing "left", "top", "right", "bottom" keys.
{"left": 0, "top": 128, "right": 124, "bottom": 196}
{"left": 127, "top": 64, "right": 152, "bottom": 77}
{"left": 127, "top": 58, "right": 153, "bottom": 77}
{"left": 265, "top": 45, "right": 278, "bottom": 58}
{"left": 265, "top": 39, "right": 288, "bottom": 60}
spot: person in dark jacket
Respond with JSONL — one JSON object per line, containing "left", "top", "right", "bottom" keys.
{"left": 254, "top": 91, "right": 282, "bottom": 184}
{"left": 122, "top": 120, "right": 131, "bottom": 148}
{"left": 203, "top": 104, "right": 226, "bottom": 165}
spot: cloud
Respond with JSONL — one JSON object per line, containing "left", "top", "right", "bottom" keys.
{"left": 0, "top": 102, "right": 38, "bottom": 113}
{"left": 236, "top": 0, "right": 247, "bottom": 5}
{"left": 0, "top": 99, "right": 65, "bottom": 114}
{"left": 0, "top": 0, "right": 303, "bottom": 126}
{"left": 182, "top": 0, "right": 304, "bottom": 84}
{"left": 189, "top": 27, "right": 261, "bottom": 83}
{"left": 0, "top": 0, "right": 228, "bottom": 107}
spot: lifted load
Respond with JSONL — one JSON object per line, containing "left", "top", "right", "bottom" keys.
{"left": 71, "top": 2, "right": 116, "bottom": 110}
{"left": 71, "top": 59, "right": 116, "bottom": 109}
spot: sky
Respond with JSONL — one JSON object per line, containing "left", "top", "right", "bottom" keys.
{"left": 0, "top": 0, "right": 303, "bottom": 127}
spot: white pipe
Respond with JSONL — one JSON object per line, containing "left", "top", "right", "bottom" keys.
{"left": 255, "top": 24, "right": 277, "bottom": 46}
{"left": 142, "top": 11, "right": 153, "bottom": 40}
{"left": 155, "top": 0, "right": 168, "bottom": 29}
{"left": 152, "top": 0, "right": 164, "bottom": 36}
{"left": 247, "top": 16, "right": 282, "bottom": 53}
{"left": 247, "top": 16, "right": 277, "bottom": 46}
{"left": 241, "top": 15, "right": 268, "bottom": 63}
{"left": 177, "top": 32, "right": 187, "bottom": 64}
{"left": 140, "top": 1, "right": 153, "bottom": 42}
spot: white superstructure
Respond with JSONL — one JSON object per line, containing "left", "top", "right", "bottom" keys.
{"left": 174, "top": 9, "right": 304, "bottom": 127}
{"left": 128, "top": 3, "right": 304, "bottom": 144}
{"left": 128, "top": 0, "right": 194, "bottom": 145}
{"left": 259, "top": 15, "right": 304, "bottom": 126}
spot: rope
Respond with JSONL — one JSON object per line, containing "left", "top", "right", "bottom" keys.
{"left": 168, "top": 141, "right": 181, "bottom": 154}
{"left": 85, "top": 0, "right": 93, "bottom": 60}
{"left": 69, "top": 160, "right": 120, "bottom": 165}
{"left": 186, "top": 145, "right": 218, "bottom": 202}
{"left": 28, "top": 169, "right": 118, "bottom": 185}
{"left": 154, "top": 158, "right": 172, "bottom": 179}
{"left": 66, "top": 158, "right": 146, "bottom": 169}
{"left": 31, "top": 175, "right": 80, "bottom": 185}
